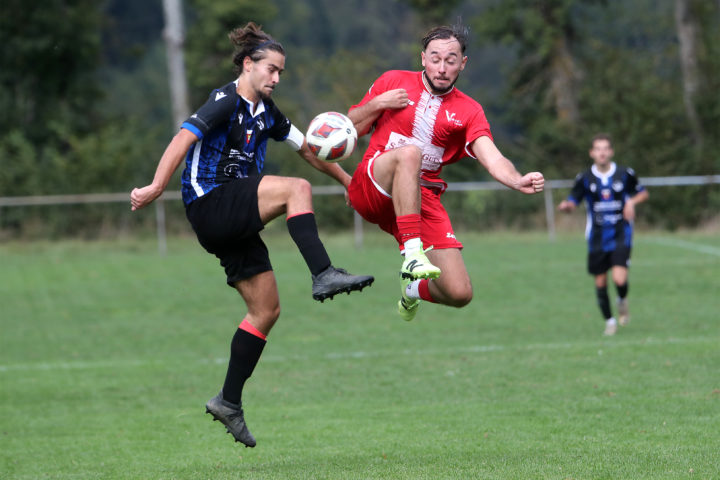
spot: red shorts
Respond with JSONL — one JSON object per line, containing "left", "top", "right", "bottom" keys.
{"left": 348, "top": 154, "right": 463, "bottom": 252}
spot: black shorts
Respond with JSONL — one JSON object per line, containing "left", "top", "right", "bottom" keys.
{"left": 185, "top": 176, "right": 272, "bottom": 286}
{"left": 587, "top": 247, "right": 631, "bottom": 275}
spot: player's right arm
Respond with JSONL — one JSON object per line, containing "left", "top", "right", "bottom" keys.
{"left": 130, "top": 128, "right": 198, "bottom": 211}
{"left": 558, "top": 173, "right": 584, "bottom": 212}
{"left": 348, "top": 88, "right": 409, "bottom": 136}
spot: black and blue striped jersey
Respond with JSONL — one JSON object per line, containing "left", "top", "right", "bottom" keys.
{"left": 566, "top": 162, "right": 645, "bottom": 253}
{"left": 179, "top": 80, "right": 292, "bottom": 205}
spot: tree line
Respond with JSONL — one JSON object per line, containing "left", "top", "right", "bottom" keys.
{"left": 0, "top": 0, "right": 717, "bottom": 238}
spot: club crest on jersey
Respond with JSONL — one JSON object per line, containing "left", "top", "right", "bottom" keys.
{"left": 601, "top": 188, "right": 612, "bottom": 200}
{"left": 246, "top": 129, "right": 253, "bottom": 144}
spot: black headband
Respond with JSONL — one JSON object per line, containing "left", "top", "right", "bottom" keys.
{"left": 251, "top": 40, "right": 275, "bottom": 53}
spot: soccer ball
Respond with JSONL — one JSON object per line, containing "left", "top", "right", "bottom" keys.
{"left": 305, "top": 111, "right": 357, "bottom": 162}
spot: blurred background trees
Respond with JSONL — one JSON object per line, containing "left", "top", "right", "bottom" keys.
{"left": 0, "top": 0, "right": 718, "bottom": 237}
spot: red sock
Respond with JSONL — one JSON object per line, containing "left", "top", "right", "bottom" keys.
{"left": 239, "top": 319, "right": 267, "bottom": 340}
{"left": 396, "top": 214, "right": 421, "bottom": 243}
{"left": 418, "top": 279, "right": 436, "bottom": 303}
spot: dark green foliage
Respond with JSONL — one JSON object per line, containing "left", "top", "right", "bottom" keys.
{"left": 0, "top": 0, "right": 718, "bottom": 239}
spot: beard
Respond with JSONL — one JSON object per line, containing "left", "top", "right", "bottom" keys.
{"left": 423, "top": 71, "right": 457, "bottom": 95}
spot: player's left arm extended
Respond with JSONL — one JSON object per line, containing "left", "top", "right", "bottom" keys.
{"left": 294, "top": 137, "right": 353, "bottom": 189}
{"left": 471, "top": 136, "right": 544, "bottom": 194}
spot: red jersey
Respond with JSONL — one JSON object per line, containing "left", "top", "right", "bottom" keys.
{"left": 350, "top": 70, "right": 493, "bottom": 192}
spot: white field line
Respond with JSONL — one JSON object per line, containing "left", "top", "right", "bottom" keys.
{"left": 1, "top": 335, "right": 717, "bottom": 373}
{"left": 643, "top": 236, "right": 720, "bottom": 257}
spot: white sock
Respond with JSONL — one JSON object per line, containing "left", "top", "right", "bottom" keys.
{"left": 405, "top": 280, "right": 421, "bottom": 300}
{"left": 403, "top": 237, "right": 422, "bottom": 256}
{"left": 606, "top": 317, "right": 617, "bottom": 326}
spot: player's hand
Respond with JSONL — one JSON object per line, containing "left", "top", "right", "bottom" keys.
{"left": 558, "top": 200, "right": 575, "bottom": 212}
{"left": 377, "top": 89, "right": 410, "bottom": 110}
{"left": 623, "top": 201, "right": 636, "bottom": 221}
{"left": 130, "top": 184, "right": 162, "bottom": 211}
{"left": 518, "top": 172, "right": 544, "bottom": 194}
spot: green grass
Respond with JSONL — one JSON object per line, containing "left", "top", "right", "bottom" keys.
{"left": 1, "top": 229, "right": 719, "bottom": 479}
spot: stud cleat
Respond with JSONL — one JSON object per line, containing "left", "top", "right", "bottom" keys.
{"left": 400, "top": 246, "right": 441, "bottom": 280}
{"left": 397, "top": 276, "right": 420, "bottom": 321}
{"left": 311, "top": 265, "right": 374, "bottom": 302}
{"left": 205, "top": 392, "right": 256, "bottom": 448}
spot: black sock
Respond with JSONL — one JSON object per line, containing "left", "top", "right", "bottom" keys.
{"left": 287, "top": 213, "right": 331, "bottom": 276}
{"left": 596, "top": 286, "right": 612, "bottom": 319}
{"left": 222, "top": 328, "right": 266, "bottom": 405}
{"left": 616, "top": 282, "right": 628, "bottom": 299}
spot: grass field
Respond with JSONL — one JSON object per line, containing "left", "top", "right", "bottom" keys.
{"left": 1, "top": 229, "right": 719, "bottom": 479}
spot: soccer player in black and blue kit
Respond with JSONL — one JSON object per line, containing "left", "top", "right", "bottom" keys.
{"left": 558, "top": 134, "right": 648, "bottom": 336}
{"left": 130, "top": 23, "right": 373, "bottom": 447}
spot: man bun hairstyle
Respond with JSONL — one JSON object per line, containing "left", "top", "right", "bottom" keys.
{"left": 422, "top": 18, "right": 469, "bottom": 53}
{"left": 229, "top": 22, "right": 285, "bottom": 73}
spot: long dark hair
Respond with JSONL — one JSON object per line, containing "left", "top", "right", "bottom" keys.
{"left": 228, "top": 22, "right": 285, "bottom": 74}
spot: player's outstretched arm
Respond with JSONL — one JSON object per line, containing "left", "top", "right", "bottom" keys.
{"left": 557, "top": 200, "right": 577, "bottom": 212}
{"left": 348, "top": 88, "right": 409, "bottom": 136}
{"left": 471, "top": 136, "right": 544, "bottom": 194}
{"left": 130, "top": 128, "right": 197, "bottom": 211}
{"left": 296, "top": 139, "right": 352, "bottom": 189}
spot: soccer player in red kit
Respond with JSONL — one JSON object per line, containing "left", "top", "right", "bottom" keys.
{"left": 347, "top": 23, "right": 545, "bottom": 321}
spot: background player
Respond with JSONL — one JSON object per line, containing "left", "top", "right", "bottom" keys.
{"left": 558, "top": 133, "right": 649, "bottom": 335}
{"left": 346, "top": 23, "right": 544, "bottom": 321}
{"left": 130, "top": 22, "right": 373, "bottom": 447}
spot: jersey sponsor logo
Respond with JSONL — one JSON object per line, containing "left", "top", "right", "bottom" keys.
{"left": 215, "top": 91, "right": 227, "bottom": 101}
{"left": 593, "top": 200, "right": 622, "bottom": 212}
{"left": 446, "top": 232, "right": 456, "bottom": 239}
{"left": 224, "top": 163, "right": 246, "bottom": 178}
{"left": 445, "top": 110, "right": 463, "bottom": 126}
{"left": 385, "top": 132, "right": 444, "bottom": 172}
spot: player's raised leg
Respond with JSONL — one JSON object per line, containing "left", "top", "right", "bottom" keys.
{"left": 371, "top": 146, "right": 441, "bottom": 280}
{"left": 398, "top": 248, "right": 472, "bottom": 320}
{"left": 256, "top": 175, "right": 374, "bottom": 301}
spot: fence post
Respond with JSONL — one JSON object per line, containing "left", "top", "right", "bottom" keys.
{"left": 544, "top": 185, "right": 556, "bottom": 242}
{"left": 354, "top": 211, "right": 364, "bottom": 249}
{"left": 155, "top": 199, "right": 168, "bottom": 256}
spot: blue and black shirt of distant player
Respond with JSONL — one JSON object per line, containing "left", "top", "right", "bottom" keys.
{"left": 180, "top": 80, "right": 292, "bottom": 205}
{"left": 567, "top": 162, "right": 646, "bottom": 253}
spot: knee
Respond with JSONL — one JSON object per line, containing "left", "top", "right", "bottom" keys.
{"left": 291, "top": 178, "right": 312, "bottom": 198}
{"left": 397, "top": 145, "right": 422, "bottom": 166}
{"left": 445, "top": 285, "right": 473, "bottom": 308}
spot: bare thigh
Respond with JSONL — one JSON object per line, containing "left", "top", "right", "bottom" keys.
{"left": 256, "top": 175, "right": 313, "bottom": 224}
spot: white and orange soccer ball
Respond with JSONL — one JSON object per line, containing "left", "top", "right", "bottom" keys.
{"left": 305, "top": 111, "right": 357, "bottom": 162}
